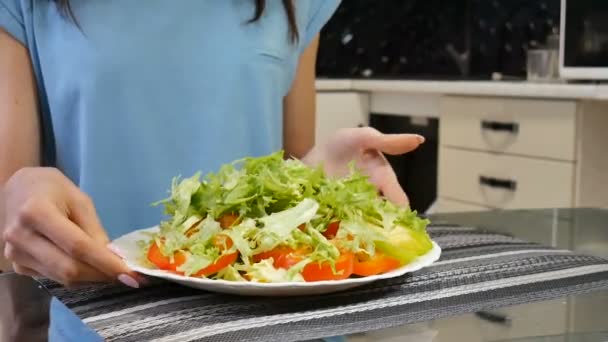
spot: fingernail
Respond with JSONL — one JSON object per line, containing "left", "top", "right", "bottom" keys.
{"left": 118, "top": 274, "right": 139, "bottom": 288}
{"left": 416, "top": 135, "right": 426, "bottom": 144}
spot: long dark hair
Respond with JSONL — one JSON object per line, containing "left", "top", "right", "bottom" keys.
{"left": 54, "top": 0, "right": 299, "bottom": 42}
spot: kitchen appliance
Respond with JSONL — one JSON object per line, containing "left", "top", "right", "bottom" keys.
{"left": 560, "top": 0, "right": 608, "bottom": 80}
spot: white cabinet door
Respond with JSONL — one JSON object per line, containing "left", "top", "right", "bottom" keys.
{"left": 315, "top": 92, "right": 370, "bottom": 144}
{"left": 438, "top": 147, "right": 575, "bottom": 209}
{"left": 440, "top": 96, "right": 577, "bottom": 161}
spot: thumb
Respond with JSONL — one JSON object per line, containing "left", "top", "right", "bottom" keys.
{"left": 381, "top": 182, "right": 409, "bottom": 207}
{"left": 367, "top": 133, "right": 425, "bottom": 156}
{"left": 371, "top": 170, "right": 409, "bottom": 207}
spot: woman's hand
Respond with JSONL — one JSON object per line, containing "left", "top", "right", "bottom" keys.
{"left": 2, "top": 167, "right": 143, "bottom": 288}
{"left": 302, "top": 127, "right": 424, "bottom": 206}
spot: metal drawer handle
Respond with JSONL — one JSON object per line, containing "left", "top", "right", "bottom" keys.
{"left": 479, "top": 176, "right": 517, "bottom": 191}
{"left": 481, "top": 120, "right": 519, "bottom": 134}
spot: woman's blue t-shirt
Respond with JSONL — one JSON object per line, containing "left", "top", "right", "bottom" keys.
{"left": 0, "top": 0, "right": 340, "bottom": 238}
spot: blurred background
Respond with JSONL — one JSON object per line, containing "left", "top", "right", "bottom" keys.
{"left": 313, "top": 0, "right": 608, "bottom": 214}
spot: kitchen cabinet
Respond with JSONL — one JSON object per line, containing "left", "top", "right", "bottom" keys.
{"left": 438, "top": 96, "right": 608, "bottom": 211}
{"left": 315, "top": 92, "right": 369, "bottom": 144}
{"left": 439, "top": 97, "right": 577, "bottom": 161}
{"left": 439, "top": 147, "right": 575, "bottom": 209}
{"left": 315, "top": 80, "right": 608, "bottom": 213}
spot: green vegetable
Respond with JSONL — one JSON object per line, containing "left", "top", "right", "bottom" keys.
{"left": 177, "top": 253, "right": 214, "bottom": 277}
{"left": 145, "top": 151, "right": 433, "bottom": 282}
{"left": 214, "top": 265, "right": 246, "bottom": 282}
{"left": 254, "top": 198, "right": 319, "bottom": 253}
{"left": 245, "top": 259, "right": 305, "bottom": 283}
{"left": 375, "top": 228, "right": 433, "bottom": 264}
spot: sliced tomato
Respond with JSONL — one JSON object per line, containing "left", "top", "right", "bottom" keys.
{"left": 212, "top": 234, "right": 234, "bottom": 251}
{"left": 353, "top": 253, "right": 401, "bottom": 277}
{"left": 147, "top": 241, "right": 171, "bottom": 269}
{"left": 253, "top": 246, "right": 308, "bottom": 269}
{"left": 147, "top": 241, "right": 187, "bottom": 271}
{"left": 218, "top": 213, "right": 239, "bottom": 229}
{"left": 167, "top": 251, "right": 187, "bottom": 271}
{"left": 194, "top": 252, "right": 239, "bottom": 277}
{"left": 323, "top": 221, "right": 340, "bottom": 239}
{"left": 302, "top": 252, "right": 355, "bottom": 282}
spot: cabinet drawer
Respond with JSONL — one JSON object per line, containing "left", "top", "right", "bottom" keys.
{"left": 440, "top": 96, "right": 577, "bottom": 161}
{"left": 438, "top": 148, "right": 574, "bottom": 209}
{"left": 429, "top": 299, "right": 567, "bottom": 342}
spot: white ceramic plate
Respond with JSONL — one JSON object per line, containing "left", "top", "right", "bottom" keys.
{"left": 111, "top": 227, "right": 442, "bottom": 297}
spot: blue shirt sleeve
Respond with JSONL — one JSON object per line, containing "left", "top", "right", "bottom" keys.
{"left": 0, "top": 0, "right": 26, "bottom": 45}
{"left": 300, "top": 0, "right": 341, "bottom": 52}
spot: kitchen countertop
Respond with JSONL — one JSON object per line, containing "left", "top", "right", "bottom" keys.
{"left": 316, "top": 79, "right": 608, "bottom": 100}
{"left": 1, "top": 208, "right": 607, "bottom": 342}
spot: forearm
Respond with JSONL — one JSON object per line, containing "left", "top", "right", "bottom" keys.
{"left": 283, "top": 36, "right": 319, "bottom": 159}
{"left": 0, "top": 30, "right": 41, "bottom": 272}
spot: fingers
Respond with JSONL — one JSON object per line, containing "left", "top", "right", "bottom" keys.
{"left": 68, "top": 191, "right": 110, "bottom": 245}
{"left": 348, "top": 127, "right": 424, "bottom": 156}
{"left": 368, "top": 133, "right": 424, "bottom": 155}
{"left": 13, "top": 264, "right": 42, "bottom": 278}
{"left": 5, "top": 228, "right": 111, "bottom": 285}
{"left": 6, "top": 244, "right": 42, "bottom": 277}
{"left": 18, "top": 199, "right": 143, "bottom": 286}
{"left": 380, "top": 179, "right": 409, "bottom": 207}
{"left": 365, "top": 162, "right": 410, "bottom": 207}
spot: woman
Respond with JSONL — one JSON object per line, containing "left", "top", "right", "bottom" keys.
{"left": 0, "top": 0, "right": 424, "bottom": 289}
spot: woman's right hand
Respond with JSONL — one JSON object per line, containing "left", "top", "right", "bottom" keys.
{"left": 2, "top": 167, "right": 143, "bottom": 288}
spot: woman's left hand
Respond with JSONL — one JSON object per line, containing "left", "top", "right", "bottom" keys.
{"left": 302, "top": 127, "right": 424, "bottom": 206}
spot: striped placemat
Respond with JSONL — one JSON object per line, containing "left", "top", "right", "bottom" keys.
{"left": 41, "top": 225, "right": 608, "bottom": 342}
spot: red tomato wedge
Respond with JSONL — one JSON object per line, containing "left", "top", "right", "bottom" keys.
{"left": 147, "top": 241, "right": 187, "bottom": 271}
{"left": 193, "top": 252, "right": 239, "bottom": 277}
{"left": 167, "top": 251, "right": 187, "bottom": 271}
{"left": 218, "top": 214, "right": 239, "bottom": 229}
{"left": 323, "top": 221, "right": 340, "bottom": 239}
{"left": 253, "top": 247, "right": 308, "bottom": 269}
{"left": 147, "top": 241, "right": 171, "bottom": 269}
{"left": 302, "top": 252, "right": 355, "bottom": 282}
{"left": 353, "top": 253, "right": 401, "bottom": 277}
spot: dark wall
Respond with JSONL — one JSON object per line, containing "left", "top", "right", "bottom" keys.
{"left": 317, "top": 0, "right": 560, "bottom": 80}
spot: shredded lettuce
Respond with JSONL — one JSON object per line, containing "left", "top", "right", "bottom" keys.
{"left": 246, "top": 259, "right": 305, "bottom": 283}
{"left": 145, "top": 151, "right": 433, "bottom": 283}
{"left": 254, "top": 198, "right": 319, "bottom": 254}
{"left": 225, "top": 219, "right": 257, "bottom": 260}
{"left": 214, "top": 265, "right": 246, "bottom": 282}
{"left": 177, "top": 253, "right": 213, "bottom": 277}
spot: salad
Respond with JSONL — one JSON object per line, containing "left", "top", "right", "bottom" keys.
{"left": 141, "top": 151, "right": 433, "bottom": 283}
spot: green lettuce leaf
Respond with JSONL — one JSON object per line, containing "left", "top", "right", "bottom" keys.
{"left": 245, "top": 259, "right": 305, "bottom": 283}
{"left": 176, "top": 253, "right": 213, "bottom": 277}
{"left": 214, "top": 265, "right": 246, "bottom": 282}
{"left": 254, "top": 198, "right": 319, "bottom": 253}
